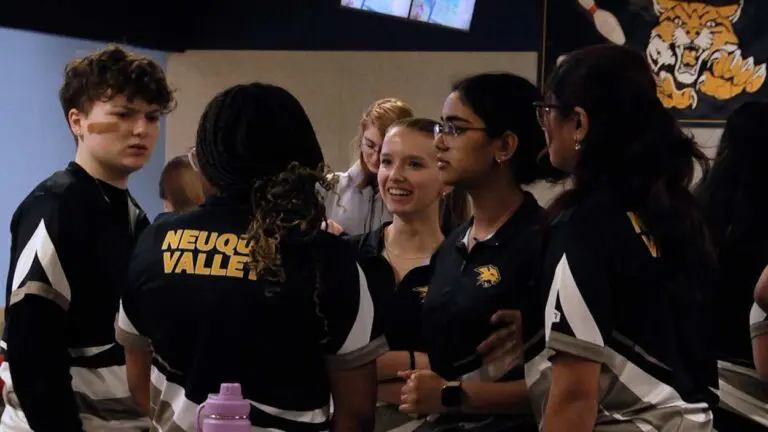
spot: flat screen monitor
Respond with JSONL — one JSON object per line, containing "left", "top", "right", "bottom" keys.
{"left": 341, "top": 0, "right": 413, "bottom": 19}
{"left": 409, "top": 0, "right": 476, "bottom": 31}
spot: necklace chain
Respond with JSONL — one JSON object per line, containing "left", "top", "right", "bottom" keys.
{"left": 469, "top": 204, "right": 518, "bottom": 248}
{"left": 383, "top": 228, "right": 438, "bottom": 261}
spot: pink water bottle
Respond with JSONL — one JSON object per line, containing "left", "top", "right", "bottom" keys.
{"left": 196, "top": 383, "right": 251, "bottom": 432}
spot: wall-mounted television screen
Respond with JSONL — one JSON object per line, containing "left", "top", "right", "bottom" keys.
{"left": 341, "top": 0, "right": 413, "bottom": 19}
{"left": 409, "top": 0, "right": 476, "bottom": 31}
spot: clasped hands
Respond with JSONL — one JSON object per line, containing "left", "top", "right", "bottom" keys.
{"left": 398, "top": 310, "right": 522, "bottom": 415}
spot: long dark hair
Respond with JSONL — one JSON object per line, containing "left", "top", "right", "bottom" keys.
{"left": 546, "top": 45, "right": 714, "bottom": 285}
{"left": 695, "top": 101, "right": 768, "bottom": 254}
{"left": 194, "top": 82, "right": 334, "bottom": 283}
{"left": 451, "top": 73, "right": 563, "bottom": 185}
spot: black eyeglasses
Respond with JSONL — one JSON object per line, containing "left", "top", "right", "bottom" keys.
{"left": 434, "top": 122, "right": 486, "bottom": 138}
{"left": 533, "top": 102, "right": 560, "bottom": 127}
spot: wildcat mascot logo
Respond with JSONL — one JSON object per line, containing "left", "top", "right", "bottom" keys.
{"left": 646, "top": 0, "right": 766, "bottom": 110}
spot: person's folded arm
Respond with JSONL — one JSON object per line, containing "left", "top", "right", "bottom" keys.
{"left": 320, "top": 244, "right": 388, "bottom": 432}
{"left": 4, "top": 195, "right": 83, "bottom": 431}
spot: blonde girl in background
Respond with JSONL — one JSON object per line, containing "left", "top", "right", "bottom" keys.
{"left": 324, "top": 98, "right": 414, "bottom": 236}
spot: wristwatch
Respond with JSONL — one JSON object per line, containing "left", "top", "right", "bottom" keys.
{"left": 440, "top": 381, "right": 464, "bottom": 409}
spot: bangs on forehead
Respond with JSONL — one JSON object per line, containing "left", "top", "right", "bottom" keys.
{"left": 92, "top": 88, "right": 169, "bottom": 112}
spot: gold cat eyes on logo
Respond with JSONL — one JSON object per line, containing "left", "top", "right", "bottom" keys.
{"left": 413, "top": 286, "right": 429, "bottom": 300}
{"left": 475, "top": 265, "right": 501, "bottom": 288}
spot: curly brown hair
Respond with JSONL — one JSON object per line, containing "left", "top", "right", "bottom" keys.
{"left": 59, "top": 44, "right": 176, "bottom": 142}
{"left": 245, "top": 162, "right": 336, "bottom": 283}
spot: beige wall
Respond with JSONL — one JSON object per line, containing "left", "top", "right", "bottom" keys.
{"left": 164, "top": 50, "right": 723, "bottom": 206}
{"left": 166, "top": 50, "right": 537, "bottom": 167}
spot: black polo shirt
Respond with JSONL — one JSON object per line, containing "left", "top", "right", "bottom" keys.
{"left": 424, "top": 192, "right": 544, "bottom": 382}
{"left": 348, "top": 222, "right": 432, "bottom": 352}
{"left": 712, "top": 225, "right": 768, "bottom": 428}
{"left": 525, "top": 192, "right": 718, "bottom": 429}
{"left": 1, "top": 162, "right": 149, "bottom": 431}
{"left": 116, "top": 195, "right": 387, "bottom": 431}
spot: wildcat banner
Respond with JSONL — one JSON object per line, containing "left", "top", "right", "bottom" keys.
{"left": 540, "top": 0, "right": 768, "bottom": 125}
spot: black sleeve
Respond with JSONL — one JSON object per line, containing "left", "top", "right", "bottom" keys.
{"left": 751, "top": 302, "right": 768, "bottom": 339}
{"left": 116, "top": 227, "right": 156, "bottom": 351}
{"left": 544, "top": 207, "right": 613, "bottom": 364}
{"left": 4, "top": 194, "right": 83, "bottom": 431}
{"left": 318, "top": 238, "right": 388, "bottom": 371}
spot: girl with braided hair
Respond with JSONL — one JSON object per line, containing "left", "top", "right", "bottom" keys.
{"left": 117, "top": 82, "right": 385, "bottom": 431}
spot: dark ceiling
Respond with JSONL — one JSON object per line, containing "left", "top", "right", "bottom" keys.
{"left": 1, "top": 1, "right": 543, "bottom": 53}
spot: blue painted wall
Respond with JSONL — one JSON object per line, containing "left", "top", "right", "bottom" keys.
{"left": 0, "top": 27, "right": 168, "bottom": 304}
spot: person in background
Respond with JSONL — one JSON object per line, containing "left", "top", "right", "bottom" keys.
{"left": 324, "top": 98, "right": 414, "bottom": 236}
{"left": 529, "top": 44, "right": 717, "bottom": 431}
{"left": 0, "top": 45, "right": 175, "bottom": 431}
{"left": 116, "top": 82, "right": 384, "bottom": 432}
{"left": 397, "top": 73, "right": 557, "bottom": 431}
{"left": 695, "top": 101, "right": 768, "bottom": 429}
{"left": 154, "top": 154, "right": 206, "bottom": 222}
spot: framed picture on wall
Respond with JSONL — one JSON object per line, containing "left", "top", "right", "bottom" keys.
{"left": 540, "top": 0, "right": 768, "bottom": 126}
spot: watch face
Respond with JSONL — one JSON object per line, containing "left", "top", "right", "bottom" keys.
{"left": 441, "top": 383, "right": 462, "bottom": 408}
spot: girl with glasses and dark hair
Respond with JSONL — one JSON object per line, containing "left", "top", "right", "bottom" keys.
{"left": 116, "top": 82, "right": 385, "bottom": 431}
{"left": 394, "top": 73, "right": 557, "bottom": 431}
{"left": 695, "top": 101, "right": 768, "bottom": 430}
{"left": 527, "top": 44, "right": 718, "bottom": 431}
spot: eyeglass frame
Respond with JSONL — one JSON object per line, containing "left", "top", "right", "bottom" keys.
{"left": 433, "top": 122, "right": 487, "bottom": 139}
{"left": 533, "top": 102, "right": 572, "bottom": 128}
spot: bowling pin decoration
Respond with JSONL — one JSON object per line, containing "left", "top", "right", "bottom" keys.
{"left": 577, "top": 0, "right": 626, "bottom": 45}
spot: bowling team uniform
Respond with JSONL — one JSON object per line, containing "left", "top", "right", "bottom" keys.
{"left": 349, "top": 222, "right": 433, "bottom": 431}
{"left": 525, "top": 192, "right": 718, "bottom": 431}
{"left": 711, "top": 227, "right": 768, "bottom": 430}
{"left": 1, "top": 162, "right": 150, "bottom": 431}
{"left": 116, "top": 194, "right": 387, "bottom": 431}
{"left": 350, "top": 222, "right": 432, "bottom": 355}
{"left": 414, "top": 192, "right": 544, "bottom": 431}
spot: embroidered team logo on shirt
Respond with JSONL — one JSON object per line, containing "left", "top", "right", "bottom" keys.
{"left": 413, "top": 286, "right": 429, "bottom": 301}
{"left": 475, "top": 265, "right": 501, "bottom": 288}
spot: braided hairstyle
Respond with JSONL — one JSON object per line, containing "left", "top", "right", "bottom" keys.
{"left": 194, "top": 82, "right": 334, "bottom": 283}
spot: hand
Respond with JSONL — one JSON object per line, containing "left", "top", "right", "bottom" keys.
{"left": 414, "top": 352, "right": 430, "bottom": 370}
{"left": 655, "top": 71, "right": 697, "bottom": 110}
{"left": 397, "top": 370, "right": 447, "bottom": 415}
{"left": 320, "top": 219, "right": 345, "bottom": 235}
{"left": 476, "top": 310, "right": 523, "bottom": 368}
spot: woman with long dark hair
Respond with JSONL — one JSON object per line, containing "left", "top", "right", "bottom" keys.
{"left": 696, "top": 101, "right": 768, "bottom": 429}
{"left": 527, "top": 44, "right": 718, "bottom": 431}
{"left": 395, "top": 73, "right": 555, "bottom": 431}
{"left": 116, "top": 82, "right": 385, "bottom": 431}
